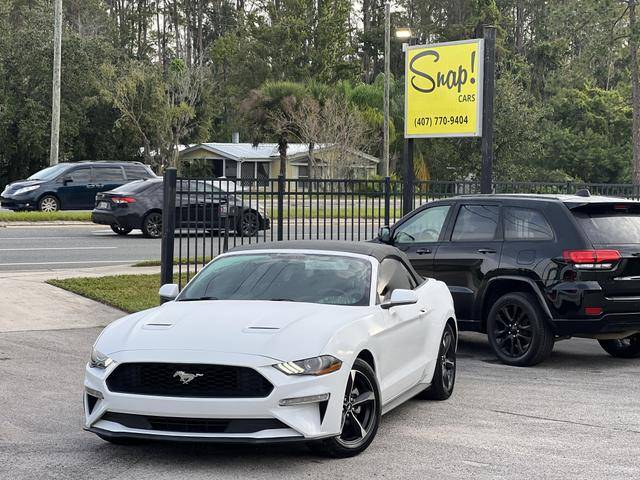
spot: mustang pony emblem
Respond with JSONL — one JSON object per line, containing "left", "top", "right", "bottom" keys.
{"left": 173, "top": 370, "right": 204, "bottom": 384}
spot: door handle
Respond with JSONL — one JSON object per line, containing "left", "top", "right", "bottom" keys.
{"left": 416, "top": 248, "right": 432, "bottom": 255}
{"left": 477, "top": 248, "right": 496, "bottom": 254}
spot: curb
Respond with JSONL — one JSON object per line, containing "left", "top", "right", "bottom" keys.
{"left": 0, "top": 221, "right": 94, "bottom": 227}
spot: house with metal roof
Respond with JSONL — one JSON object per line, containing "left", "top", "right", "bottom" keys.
{"left": 179, "top": 141, "right": 379, "bottom": 180}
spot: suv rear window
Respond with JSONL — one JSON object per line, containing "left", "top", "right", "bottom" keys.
{"left": 124, "top": 164, "right": 153, "bottom": 180}
{"left": 573, "top": 204, "right": 640, "bottom": 245}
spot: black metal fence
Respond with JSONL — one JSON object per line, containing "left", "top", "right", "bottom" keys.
{"left": 160, "top": 169, "right": 640, "bottom": 287}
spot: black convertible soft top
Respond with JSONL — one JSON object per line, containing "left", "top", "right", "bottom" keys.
{"left": 229, "top": 240, "right": 422, "bottom": 282}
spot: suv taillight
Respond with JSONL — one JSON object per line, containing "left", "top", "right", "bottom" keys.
{"left": 563, "top": 250, "right": 621, "bottom": 269}
{"left": 112, "top": 196, "right": 136, "bottom": 204}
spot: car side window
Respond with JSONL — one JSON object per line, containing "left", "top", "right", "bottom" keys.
{"left": 504, "top": 207, "right": 554, "bottom": 241}
{"left": 452, "top": 205, "right": 499, "bottom": 241}
{"left": 124, "top": 165, "right": 152, "bottom": 180}
{"left": 377, "top": 258, "right": 416, "bottom": 302}
{"left": 94, "top": 167, "right": 125, "bottom": 182}
{"left": 393, "top": 205, "right": 450, "bottom": 244}
{"left": 68, "top": 167, "right": 91, "bottom": 183}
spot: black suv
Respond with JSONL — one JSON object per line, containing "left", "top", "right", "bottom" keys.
{"left": 0, "top": 161, "right": 156, "bottom": 211}
{"left": 377, "top": 192, "right": 640, "bottom": 366}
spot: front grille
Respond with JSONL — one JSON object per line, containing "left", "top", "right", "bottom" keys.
{"left": 101, "top": 412, "right": 287, "bottom": 434}
{"left": 106, "top": 363, "right": 273, "bottom": 398}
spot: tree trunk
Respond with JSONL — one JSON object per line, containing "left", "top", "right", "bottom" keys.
{"left": 515, "top": 0, "right": 524, "bottom": 54}
{"left": 631, "top": 0, "right": 640, "bottom": 184}
{"left": 279, "top": 137, "right": 287, "bottom": 177}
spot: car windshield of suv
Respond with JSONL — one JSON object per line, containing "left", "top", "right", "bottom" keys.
{"left": 573, "top": 206, "right": 640, "bottom": 244}
{"left": 28, "top": 163, "right": 71, "bottom": 181}
{"left": 177, "top": 253, "right": 372, "bottom": 306}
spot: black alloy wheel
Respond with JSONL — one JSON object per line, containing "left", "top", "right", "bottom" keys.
{"left": 237, "top": 210, "right": 260, "bottom": 237}
{"left": 418, "top": 324, "right": 456, "bottom": 400}
{"left": 599, "top": 334, "right": 640, "bottom": 358}
{"left": 142, "top": 212, "right": 163, "bottom": 238}
{"left": 308, "top": 359, "right": 380, "bottom": 458}
{"left": 487, "top": 292, "right": 554, "bottom": 367}
{"left": 110, "top": 224, "right": 133, "bottom": 236}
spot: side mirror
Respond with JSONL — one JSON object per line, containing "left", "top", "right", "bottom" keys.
{"left": 381, "top": 289, "right": 419, "bottom": 310}
{"left": 62, "top": 176, "right": 73, "bottom": 185}
{"left": 378, "top": 226, "right": 392, "bottom": 244}
{"left": 159, "top": 283, "right": 179, "bottom": 302}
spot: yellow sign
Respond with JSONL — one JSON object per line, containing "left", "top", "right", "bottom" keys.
{"left": 405, "top": 39, "right": 484, "bottom": 138}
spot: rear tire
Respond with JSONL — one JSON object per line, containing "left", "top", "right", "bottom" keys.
{"left": 307, "top": 359, "right": 380, "bottom": 458}
{"left": 417, "top": 323, "right": 456, "bottom": 400}
{"left": 487, "top": 292, "right": 554, "bottom": 367}
{"left": 110, "top": 224, "right": 132, "bottom": 235}
{"left": 599, "top": 334, "right": 640, "bottom": 358}
{"left": 141, "top": 212, "right": 163, "bottom": 238}
{"left": 38, "top": 195, "right": 60, "bottom": 212}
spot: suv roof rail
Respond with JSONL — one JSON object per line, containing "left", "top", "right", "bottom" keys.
{"left": 575, "top": 188, "right": 591, "bottom": 197}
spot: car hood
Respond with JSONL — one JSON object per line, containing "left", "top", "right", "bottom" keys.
{"left": 97, "top": 300, "right": 372, "bottom": 362}
{"left": 2, "top": 179, "right": 45, "bottom": 194}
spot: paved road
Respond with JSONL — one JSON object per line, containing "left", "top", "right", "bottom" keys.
{"left": 0, "top": 327, "right": 638, "bottom": 480}
{"left": 0, "top": 223, "right": 381, "bottom": 272}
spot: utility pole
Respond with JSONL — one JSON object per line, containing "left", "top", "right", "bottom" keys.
{"left": 480, "top": 26, "right": 496, "bottom": 194}
{"left": 49, "top": 0, "right": 63, "bottom": 166}
{"left": 383, "top": 1, "right": 390, "bottom": 177}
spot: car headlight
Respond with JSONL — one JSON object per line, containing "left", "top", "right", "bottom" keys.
{"left": 13, "top": 185, "right": 40, "bottom": 195}
{"left": 274, "top": 355, "right": 342, "bottom": 376}
{"left": 90, "top": 347, "right": 113, "bottom": 369}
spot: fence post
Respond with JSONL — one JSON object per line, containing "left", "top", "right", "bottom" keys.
{"left": 277, "top": 175, "right": 285, "bottom": 241}
{"left": 160, "top": 167, "right": 177, "bottom": 291}
{"left": 402, "top": 138, "right": 415, "bottom": 217}
{"left": 384, "top": 176, "right": 391, "bottom": 226}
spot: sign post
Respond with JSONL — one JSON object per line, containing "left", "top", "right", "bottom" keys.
{"left": 402, "top": 32, "right": 494, "bottom": 207}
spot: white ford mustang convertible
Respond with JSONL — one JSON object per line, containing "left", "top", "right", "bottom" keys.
{"left": 84, "top": 241, "right": 457, "bottom": 457}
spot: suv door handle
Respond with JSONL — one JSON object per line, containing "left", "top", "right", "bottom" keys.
{"left": 477, "top": 248, "right": 496, "bottom": 254}
{"left": 416, "top": 248, "right": 432, "bottom": 255}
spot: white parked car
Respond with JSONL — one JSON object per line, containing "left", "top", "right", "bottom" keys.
{"left": 84, "top": 241, "right": 457, "bottom": 457}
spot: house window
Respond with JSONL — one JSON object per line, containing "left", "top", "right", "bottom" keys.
{"left": 241, "top": 162, "right": 255, "bottom": 178}
{"left": 225, "top": 160, "right": 238, "bottom": 178}
{"left": 297, "top": 165, "right": 309, "bottom": 178}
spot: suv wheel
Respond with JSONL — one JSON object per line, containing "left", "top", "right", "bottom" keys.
{"left": 307, "top": 359, "right": 380, "bottom": 458}
{"left": 417, "top": 323, "right": 456, "bottom": 400}
{"left": 487, "top": 292, "right": 554, "bottom": 367}
{"left": 598, "top": 334, "right": 640, "bottom": 358}
{"left": 38, "top": 195, "right": 60, "bottom": 212}
{"left": 141, "top": 212, "right": 163, "bottom": 238}
{"left": 110, "top": 224, "right": 132, "bottom": 236}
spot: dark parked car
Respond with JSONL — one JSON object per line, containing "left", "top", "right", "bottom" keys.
{"left": 91, "top": 178, "right": 269, "bottom": 238}
{"left": 376, "top": 191, "right": 640, "bottom": 366}
{"left": 0, "top": 161, "right": 156, "bottom": 212}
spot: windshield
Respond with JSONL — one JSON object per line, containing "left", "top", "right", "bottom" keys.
{"left": 28, "top": 163, "right": 72, "bottom": 181}
{"left": 178, "top": 253, "right": 372, "bottom": 306}
{"left": 112, "top": 179, "right": 160, "bottom": 194}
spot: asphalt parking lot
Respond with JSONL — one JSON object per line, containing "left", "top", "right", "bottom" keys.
{"left": 1, "top": 327, "right": 639, "bottom": 480}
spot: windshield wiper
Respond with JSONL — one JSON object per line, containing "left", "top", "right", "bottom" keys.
{"left": 267, "top": 298, "right": 297, "bottom": 302}
{"left": 179, "top": 296, "right": 219, "bottom": 302}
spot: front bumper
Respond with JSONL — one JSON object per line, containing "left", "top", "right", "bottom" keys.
{"left": 0, "top": 195, "right": 37, "bottom": 211}
{"left": 84, "top": 349, "right": 346, "bottom": 442}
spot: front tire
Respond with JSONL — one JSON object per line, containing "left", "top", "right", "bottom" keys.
{"left": 141, "top": 212, "right": 163, "bottom": 238}
{"left": 599, "top": 334, "right": 640, "bottom": 358}
{"left": 487, "top": 292, "right": 554, "bottom": 367}
{"left": 110, "top": 224, "right": 132, "bottom": 235}
{"left": 417, "top": 323, "right": 456, "bottom": 400}
{"left": 308, "top": 359, "right": 380, "bottom": 458}
{"left": 236, "top": 210, "right": 260, "bottom": 237}
{"left": 38, "top": 195, "right": 60, "bottom": 212}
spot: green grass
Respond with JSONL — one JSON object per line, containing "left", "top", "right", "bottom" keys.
{"left": 0, "top": 211, "right": 92, "bottom": 222}
{"left": 47, "top": 273, "right": 185, "bottom": 313}
{"left": 133, "top": 257, "right": 212, "bottom": 267}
